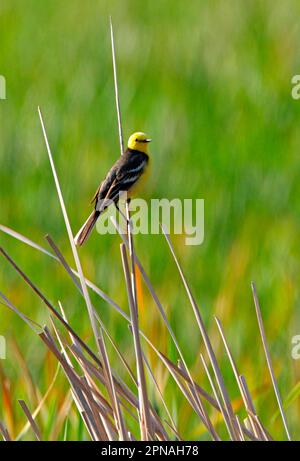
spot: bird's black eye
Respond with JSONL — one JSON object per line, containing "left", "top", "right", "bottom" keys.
{"left": 135, "top": 138, "right": 138, "bottom": 142}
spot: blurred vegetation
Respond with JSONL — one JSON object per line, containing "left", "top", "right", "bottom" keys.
{"left": 0, "top": 0, "right": 300, "bottom": 440}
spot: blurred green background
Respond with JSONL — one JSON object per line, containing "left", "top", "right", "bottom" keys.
{"left": 1, "top": 0, "right": 300, "bottom": 440}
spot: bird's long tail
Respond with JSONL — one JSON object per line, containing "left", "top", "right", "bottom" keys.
{"left": 74, "top": 210, "right": 100, "bottom": 246}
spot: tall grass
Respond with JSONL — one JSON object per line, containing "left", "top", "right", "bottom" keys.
{"left": 0, "top": 207, "right": 292, "bottom": 440}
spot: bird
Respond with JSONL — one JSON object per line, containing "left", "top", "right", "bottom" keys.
{"left": 74, "top": 132, "right": 151, "bottom": 246}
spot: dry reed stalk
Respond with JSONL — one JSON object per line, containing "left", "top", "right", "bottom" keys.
{"left": 111, "top": 217, "right": 217, "bottom": 421}
{"left": 1, "top": 226, "right": 226, "bottom": 437}
{"left": 18, "top": 400, "right": 42, "bottom": 441}
{"left": 214, "top": 316, "right": 270, "bottom": 440}
{"left": 200, "top": 354, "right": 236, "bottom": 440}
{"left": 0, "top": 422, "right": 11, "bottom": 441}
{"left": 109, "top": 16, "right": 152, "bottom": 440}
{"left": 251, "top": 282, "right": 291, "bottom": 441}
{"left": 161, "top": 226, "right": 240, "bottom": 440}
{"left": 120, "top": 244, "right": 153, "bottom": 439}
{"left": 38, "top": 108, "right": 128, "bottom": 440}
{"left": 16, "top": 363, "right": 61, "bottom": 441}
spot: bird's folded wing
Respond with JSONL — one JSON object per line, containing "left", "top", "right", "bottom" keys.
{"left": 94, "top": 171, "right": 142, "bottom": 212}
{"left": 90, "top": 182, "right": 103, "bottom": 204}
{"left": 92, "top": 152, "right": 147, "bottom": 210}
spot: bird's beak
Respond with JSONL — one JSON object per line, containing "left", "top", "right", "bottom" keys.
{"left": 145, "top": 138, "right": 152, "bottom": 143}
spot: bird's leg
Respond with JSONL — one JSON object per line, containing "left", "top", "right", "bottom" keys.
{"left": 125, "top": 198, "right": 134, "bottom": 234}
{"left": 115, "top": 202, "right": 130, "bottom": 225}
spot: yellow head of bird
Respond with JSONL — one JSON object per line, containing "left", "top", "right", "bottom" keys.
{"left": 127, "top": 132, "right": 151, "bottom": 154}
